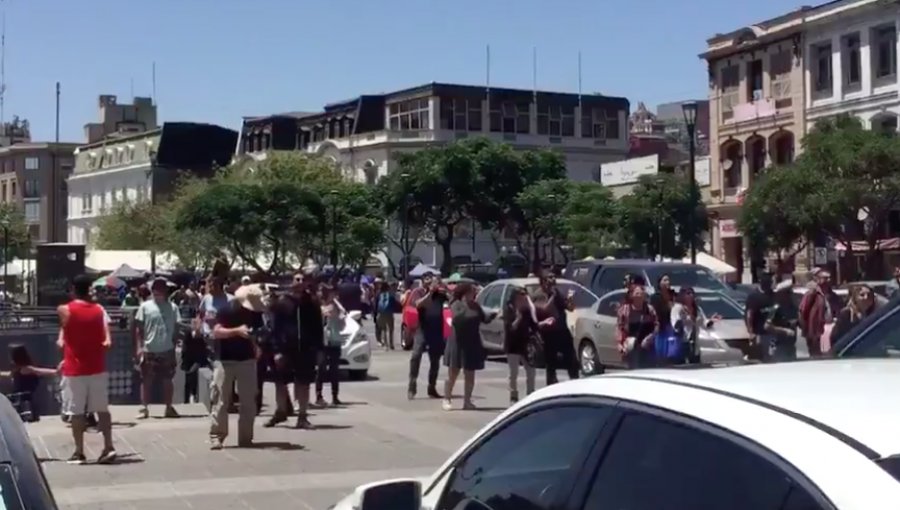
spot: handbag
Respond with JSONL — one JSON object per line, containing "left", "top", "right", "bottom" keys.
{"left": 654, "top": 325, "right": 684, "bottom": 362}
{"left": 525, "top": 331, "right": 545, "bottom": 367}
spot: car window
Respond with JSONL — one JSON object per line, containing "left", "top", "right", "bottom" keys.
{"left": 695, "top": 293, "right": 744, "bottom": 320}
{"left": 595, "top": 268, "right": 630, "bottom": 295}
{"left": 478, "top": 285, "right": 503, "bottom": 309}
{"left": 437, "top": 405, "right": 612, "bottom": 510}
{"left": 583, "top": 412, "right": 818, "bottom": 510}
{"left": 837, "top": 304, "right": 900, "bottom": 358}
{"left": 0, "top": 465, "right": 24, "bottom": 510}
{"left": 645, "top": 266, "right": 728, "bottom": 293}
{"left": 596, "top": 291, "right": 625, "bottom": 317}
{"left": 556, "top": 283, "right": 597, "bottom": 309}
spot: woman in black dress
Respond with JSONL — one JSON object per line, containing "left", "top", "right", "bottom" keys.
{"left": 503, "top": 287, "right": 538, "bottom": 404}
{"left": 442, "top": 283, "right": 496, "bottom": 411}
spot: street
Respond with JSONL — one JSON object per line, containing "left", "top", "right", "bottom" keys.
{"left": 27, "top": 321, "right": 536, "bottom": 510}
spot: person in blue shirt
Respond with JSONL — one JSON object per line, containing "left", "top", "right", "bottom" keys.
{"left": 374, "top": 280, "right": 399, "bottom": 349}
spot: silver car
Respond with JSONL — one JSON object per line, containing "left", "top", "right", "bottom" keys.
{"left": 572, "top": 289, "right": 746, "bottom": 374}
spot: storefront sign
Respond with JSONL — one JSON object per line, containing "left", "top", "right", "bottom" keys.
{"left": 719, "top": 219, "right": 740, "bottom": 238}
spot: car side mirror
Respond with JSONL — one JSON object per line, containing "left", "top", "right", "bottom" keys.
{"left": 347, "top": 310, "right": 362, "bottom": 322}
{"left": 355, "top": 479, "right": 422, "bottom": 510}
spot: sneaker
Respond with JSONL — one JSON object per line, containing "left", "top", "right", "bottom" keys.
{"left": 263, "top": 413, "right": 287, "bottom": 428}
{"left": 315, "top": 396, "right": 327, "bottom": 408}
{"left": 463, "top": 401, "right": 477, "bottom": 411}
{"left": 136, "top": 407, "right": 149, "bottom": 420}
{"left": 441, "top": 399, "right": 452, "bottom": 411}
{"left": 66, "top": 452, "right": 87, "bottom": 465}
{"left": 97, "top": 449, "right": 117, "bottom": 465}
{"left": 331, "top": 397, "right": 343, "bottom": 407}
{"left": 164, "top": 406, "right": 180, "bottom": 419}
{"left": 295, "top": 415, "right": 314, "bottom": 430}
{"left": 209, "top": 438, "right": 224, "bottom": 450}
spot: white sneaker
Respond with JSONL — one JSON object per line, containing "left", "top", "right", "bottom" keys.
{"left": 441, "top": 399, "right": 452, "bottom": 411}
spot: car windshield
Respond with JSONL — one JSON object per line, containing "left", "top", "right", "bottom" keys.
{"left": 0, "top": 464, "right": 23, "bottom": 510}
{"left": 695, "top": 293, "right": 744, "bottom": 320}
{"left": 646, "top": 267, "right": 727, "bottom": 292}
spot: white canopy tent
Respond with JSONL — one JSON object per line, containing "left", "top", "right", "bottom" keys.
{"left": 683, "top": 252, "right": 737, "bottom": 275}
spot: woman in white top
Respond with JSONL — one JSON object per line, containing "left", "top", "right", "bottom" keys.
{"left": 670, "top": 287, "right": 702, "bottom": 365}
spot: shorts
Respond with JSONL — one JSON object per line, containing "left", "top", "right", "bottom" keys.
{"left": 61, "top": 373, "right": 109, "bottom": 415}
{"left": 292, "top": 347, "right": 318, "bottom": 386}
{"left": 140, "top": 349, "right": 177, "bottom": 379}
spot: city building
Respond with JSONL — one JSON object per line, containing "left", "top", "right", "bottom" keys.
{"left": 702, "top": 6, "right": 808, "bottom": 282}
{"left": 656, "top": 100, "right": 711, "bottom": 156}
{"left": 804, "top": 0, "right": 899, "bottom": 131}
{"left": 0, "top": 116, "right": 31, "bottom": 147}
{"left": 629, "top": 102, "right": 666, "bottom": 136}
{"left": 239, "top": 82, "right": 630, "bottom": 266}
{"left": 67, "top": 122, "right": 238, "bottom": 245}
{"left": 0, "top": 142, "right": 78, "bottom": 242}
{"left": 83, "top": 95, "right": 158, "bottom": 144}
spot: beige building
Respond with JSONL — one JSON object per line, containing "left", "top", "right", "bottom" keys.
{"left": 702, "top": 7, "right": 809, "bottom": 281}
{"left": 83, "top": 95, "right": 158, "bottom": 144}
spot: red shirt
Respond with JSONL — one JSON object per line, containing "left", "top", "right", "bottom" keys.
{"left": 61, "top": 300, "right": 107, "bottom": 376}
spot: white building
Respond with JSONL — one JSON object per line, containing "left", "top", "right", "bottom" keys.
{"left": 805, "top": 0, "right": 900, "bottom": 130}
{"left": 239, "top": 82, "right": 630, "bottom": 268}
{"left": 67, "top": 123, "right": 238, "bottom": 246}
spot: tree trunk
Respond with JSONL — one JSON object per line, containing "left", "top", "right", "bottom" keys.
{"left": 439, "top": 240, "right": 453, "bottom": 275}
{"left": 531, "top": 236, "right": 542, "bottom": 274}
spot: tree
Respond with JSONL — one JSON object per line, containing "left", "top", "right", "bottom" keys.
{"left": 619, "top": 173, "right": 707, "bottom": 259}
{"left": 563, "top": 182, "right": 622, "bottom": 259}
{"left": 319, "top": 182, "right": 385, "bottom": 271}
{"left": 514, "top": 179, "right": 571, "bottom": 270}
{"left": 375, "top": 170, "right": 426, "bottom": 277}
{"left": 0, "top": 204, "right": 28, "bottom": 265}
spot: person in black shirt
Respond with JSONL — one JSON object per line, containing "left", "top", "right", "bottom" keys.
{"left": 535, "top": 269, "right": 580, "bottom": 384}
{"left": 744, "top": 273, "right": 774, "bottom": 361}
{"left": 268, "top": 273, "right": 322, "bottom": 430}
{"left": 407, "top": 273, "right": 447, "bottom": 399}
{"left": 765, "top": 280, "right": 800, "bottom": 362}
{"left": 208, "top": 284, "right": 267, "bottom": 450}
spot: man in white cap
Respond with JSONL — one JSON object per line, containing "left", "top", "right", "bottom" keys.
{"left": 208, "top": 283, "right": 268, "bottom": 449}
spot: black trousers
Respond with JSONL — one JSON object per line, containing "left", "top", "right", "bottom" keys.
{"left": 408, "top": 333, "right": 444, "bottom": 392}
{"left": 315, "top": 346, "right": 341, "bottom": 398}
{"left": 544, "top": 330, "right": 579, "bottom": 385}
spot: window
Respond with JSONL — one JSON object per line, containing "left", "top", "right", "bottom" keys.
{"left": 595, "top": 267, "right": 631, "bottom": 296}
{"left": 645, "top": 266, "right": 729, "bottom": 293}
{"left": 436, "top": 405, "right": 611, "bottom": 510}
{"left": 10, "top": 181, "right": 15, "bottom": 197}
{"left": 23, "top": 179, "right": 39, "bottom": 198}
{"left": 388, "top": 98, "right": 431, "bottom": 131}
{"left": 24, "top": 202, "right": 39, "bottom": 222}
{"left": 441, "top": 98, "right": 482, "bottom": 131}
{"left": 24, "top": 157, "right": 38, "bottom": 170}
{"left": 0, "top": 465, "right": 24, "bottom": 510}
{"left": 747, "top": 59, "right": 763, "bottom": 101}
{"left": 596, "top": 290, "right": 625, "bottom": 317}
{"left": 770, "top": 51, "right": 793, "bottom": 108}
{"left": 813, "top": 42, "right": 833, "bottom": 94}
{"left": 843, "top": 33, "right": 862, "bottom": 89}
{"left": 478, "top": 285, "right": 505, "bottom": 309}
{"left": 873, "top": 24, "right": 898, "bottom": 79}
{"left": 584, "top": 412, "right": 818, "bottom": 510}
{"left": 551, "top": 283, "right": 597, "bottom": 309}
{"left": 836, "top": 303, "right": 900, "bottom": 357}
{"left": 490, "top": 101, "right": 529, "bottom": 134}
{"left": 720, "top": 64, "right": 740, "bottom": 121}
{"left": 98, "top": 192, "right": 106, "bottom": 212}
{"left": 1, "top": 183, "right": 5, "bottom": 202}
{"left": 537, "top": 104, "right": 575, "bottom": 137}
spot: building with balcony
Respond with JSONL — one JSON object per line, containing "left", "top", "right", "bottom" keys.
{"left": 0, "top": 143, "right": 78, "bottom": 243}
{"left": 67, "top": 122, "right": 237, "bottom": 246}
{"left": 83, "top": 95, "right": 158, "bottom": 144}
{"left": 804, "top": 0, "right": 900, "bottom": 131}
{"left": 703, "top": 6, "right": 810, "bottom": 282}
{"left": 239, "top": 82, "right": 630, "bottom": 267}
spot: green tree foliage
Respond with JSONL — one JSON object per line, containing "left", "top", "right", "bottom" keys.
{"left": 320, "top": 182, "right": 385, "bottom": 270}
{"left": 0, "top": 204, "right": 29, "bottom": 264}
{"left": 563, "top": 182, "right": 621, "bottom": 259}
{"left": 515, "top": 179, "right": 571, "bottom": 269}
{"left": 619, "top": 173, "right": 707, "bottom": 259}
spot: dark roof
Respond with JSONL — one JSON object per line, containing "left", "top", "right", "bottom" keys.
{"left": 242, "top": 111, "right": 318, "bottom": 122}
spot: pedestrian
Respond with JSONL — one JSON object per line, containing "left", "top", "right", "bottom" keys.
{"left": 616, "top": 284, "right": 658, "bottom": 369}
{"left": 670, "top": 287, "right": 702, "bottom": 365}
{"left": 0, "top": 344, "right": 59, "bottom": 422}
{"left": 134, "top": 278, "right": 181, "bottom": 420}
{"left": 799, "top": 270, "right": 843, "bottom": 357}
{"left": 442, "top": 283, "right": 496, "bottom": 411}
{"left": 57, "top": 274, "right": 116, "bottom": 464}
{"left": 121, "top": 288, "right": 140, "bottom": 308}
{"left": 744, "top": 273, "right": 775, "bottom": 361}
{"left": 764, "top": 280, "right": 800, "bottom": 362}
{"left": 189, "top": 277, "right": 232, "bottom": 403}
{"left": 407, "top": 273, "right": 447, "bottom": 399}
{"left": 208, "top": 283, "right": 267, "bottom": 449}
{"left": 831, "top": 284, "right": 877, "bottom": 345}
{"left": 374, "top": 280, "right": 399, "bottom": 349}
{"left": 316, "top": 285, "right": 344, "bottom": 407}
{"left": 503, "top": 287, "right": 542, "bottom": 403}
{"left": 534, "top": 269, "right": 580, "bottom": 384}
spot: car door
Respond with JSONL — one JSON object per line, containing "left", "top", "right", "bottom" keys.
{"left": 423, "top": 400, "right": 616, "bottom": 510}
{"left": 477, "top": 284, "right": 506, "bottom": 351}
{"left": 572, "top": 405, "right": 833, "bottom": 510}
{"left": 592, "top": 290, "right": 626, "bottom": 367}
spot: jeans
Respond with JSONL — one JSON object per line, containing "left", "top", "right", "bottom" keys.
{"left": 209, "top": 360, "right": 257, "bottom": 444}
{"left": 544, "top": 330, "right": 579, "bottom": 385}
{"left": 376, "top": 313, "right": 395, "bottom": 348}
{"left": 507, "top": 354, "right": 536, "bottom": 396}
{"left": 408, "top": 331, "right": 444, "bottom": 393}
{"left": 316, "top": 346, "right": 341, "bottom": 398}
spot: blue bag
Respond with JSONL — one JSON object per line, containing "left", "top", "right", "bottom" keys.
{"left": 654, "top": 326, "right": 683, "bottom": 361}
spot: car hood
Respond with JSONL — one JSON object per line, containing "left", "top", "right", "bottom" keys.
{"left": 329, "top": 476, "right": 431, "bottom": 510}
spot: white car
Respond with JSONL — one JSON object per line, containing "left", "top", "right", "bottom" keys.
{"left": 341, "top": 310, "right": 371, "bottom": 381}
{"left": 332, "top": 359, "right": 900, "bottom": 509}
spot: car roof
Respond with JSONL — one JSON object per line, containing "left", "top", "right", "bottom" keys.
{"left": 0, "top": 395, "right": 18, "bottom": 463}
{"left": 566, "top": 259, "right": 699, "bottom": 269}
{"left": 489, "top": 277, "right": 579, "bottom": 287}
{"left": 563, "top": 360, "right": 900, "bottom": 457}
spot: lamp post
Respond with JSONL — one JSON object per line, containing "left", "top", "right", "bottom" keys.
{"left": 329, "top": 189, "right": 338, "bottom": 267}
{"left": 400, "top": 172, "right": 410, "bottom": 281}
{"left": 682, "top": 100, "right": 699, "bottom": 265}
{"left": 547, "top": 193, "right": 558, "bottom": 268}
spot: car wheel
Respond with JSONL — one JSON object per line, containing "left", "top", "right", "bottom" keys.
{"left": 348, "top": 369, "right": 368, "bottom": 381}
{"left": 401, "top": 325, "right": 413, "bottom": 351}
{"left": 579, "top": 340, "right": 603, "bottom": 376}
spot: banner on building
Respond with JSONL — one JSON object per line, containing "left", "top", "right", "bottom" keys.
{"left": 600, "top": 154, "right": 659, "bottom": 187}
{"left": 719, "top": 219, "right": 741, "bottom": 239}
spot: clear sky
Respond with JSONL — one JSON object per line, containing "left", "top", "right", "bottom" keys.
{"left": 13, "top": 0, "right": 804, "bottom": 142}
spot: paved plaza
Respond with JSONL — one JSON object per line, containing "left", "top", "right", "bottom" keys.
{"left": 27, "top": 325, "right": 545, "bottom": 510}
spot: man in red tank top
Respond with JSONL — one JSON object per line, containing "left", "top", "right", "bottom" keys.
{"left": 57, "top": 274, "right": 116, "bottom": 465}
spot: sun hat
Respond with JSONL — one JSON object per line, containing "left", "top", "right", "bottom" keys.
{"left": 235, "top": 284, "right": 269, "bottom": 312}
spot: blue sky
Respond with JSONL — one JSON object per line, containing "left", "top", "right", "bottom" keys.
{"left": 13, "top": 0, "right": 802, "bottom": 141}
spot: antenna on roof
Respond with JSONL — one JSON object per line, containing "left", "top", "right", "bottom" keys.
{"left": 130, "top": 77, "right": 134, "bottom": 100}
{"left": 151, "top": 61, "right": 157, "bottom": 106}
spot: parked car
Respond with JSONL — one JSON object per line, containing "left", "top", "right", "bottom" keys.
{"left": 832, "top": 293, "right": 900, "bottom": 358}
{"left": 340, "top": 310, "right": 372, "bottom": 381}
{"left": 399, "top": 293, "right": 452, "bottom": 351}
{"left": 0, "top": 393, "right": 59, "bottom": 509}
{"left": 572, "top": 289, "right": 745, "bottom": 374}
{"left": 332, "top": 359, "right": 900, "bottom": 510}
{"left": 475, "top": 278, "right": 598, "bottom": 353}
{"left": 563, "top": 259, "right": 747, "bottom": 305}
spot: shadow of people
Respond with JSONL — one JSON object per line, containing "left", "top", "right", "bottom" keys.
{"left": 231, "top": 441, "right": 305, "bottom": 451}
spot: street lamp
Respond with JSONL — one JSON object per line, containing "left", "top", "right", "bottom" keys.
{"left": 400, "top": 173, "right": 410, "bottom": 280}
{"left": 329, "top": 189, "right": 338, "bottom": 267}
{"left": 682, "top": 100, "right": 699, "bottom": 265}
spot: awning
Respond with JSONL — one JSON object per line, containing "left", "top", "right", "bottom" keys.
{"left": 409, "top": 263, "right": 440, "bottom": 277}
{"left": 684, "top": 252, "right": 737, "bottom": 275}
{"left": 835, "top": 237, "right": 900, "bottom": 252}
